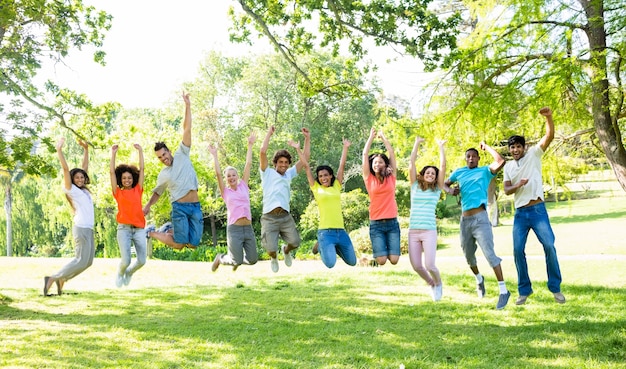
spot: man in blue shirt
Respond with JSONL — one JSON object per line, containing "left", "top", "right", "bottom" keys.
{"left": 444, "top": 142, "right": 511, "bottom": 310}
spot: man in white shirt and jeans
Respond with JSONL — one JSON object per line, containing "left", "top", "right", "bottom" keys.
{"left": 503, "top": 106, "right": 565, "bottom": 305}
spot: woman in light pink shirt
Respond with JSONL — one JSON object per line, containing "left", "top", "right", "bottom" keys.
{"left": 208, "top": 133, "right": 258, "bottom": 271}
{"left": 362, "top": 128, "right": 400, "bottom": 266}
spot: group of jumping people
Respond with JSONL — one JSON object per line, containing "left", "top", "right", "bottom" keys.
{"left": 43, "top": 95, "right": 565, "bottom": 310}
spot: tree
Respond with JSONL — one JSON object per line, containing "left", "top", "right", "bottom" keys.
{"left": 229, "top": 0, "right": 626, "bottom": 192}
{"left": 1, "top": 0, "right": 114, "bottom": 255}
{"left": 438, "top": 0, "right": 626, "bottom": 190}
{"left": 229, "top": 0, "right": 463, "bottom": 97}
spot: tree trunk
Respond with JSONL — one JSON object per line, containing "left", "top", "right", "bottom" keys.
{"left": 4, "top": 182, "right": 12, "bottom": 256}
{"left": 586, "top": 0, "right": 626, "bottom": 192}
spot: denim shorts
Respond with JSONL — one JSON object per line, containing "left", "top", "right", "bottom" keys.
{"left": 369, "top": 218, "right": 401, "bottom": 258}
{"left": 171, "top": 201, "right": 204, "bottom": 246}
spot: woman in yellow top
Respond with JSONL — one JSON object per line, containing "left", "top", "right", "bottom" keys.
{"left": 293, "top": 139, "right": 356, "bottom": 268}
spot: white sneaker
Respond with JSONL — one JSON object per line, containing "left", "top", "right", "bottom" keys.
{"left": 434, "top": 284, "right": 443, "bottom": 301}
{"left": 271, "top": 258, "right": 279, "bottom": 273}
{"left": 123, "top": 271, "right": 132, "bottom": 286}
{"left": 282, "top": 246, "right": 293, "bottom": 267}
{"left": 115, "top": 273, "right": 124, "bottom": 288}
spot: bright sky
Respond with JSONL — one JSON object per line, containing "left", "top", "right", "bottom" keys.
{"left": 49, "top": 0, "right": 434, "bottom": 110}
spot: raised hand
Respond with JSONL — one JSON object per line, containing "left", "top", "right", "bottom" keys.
{"left": 56, "top": 137, "right": 65, "bottom": 151}
{"left": 248, "top": 132, "right": 257, "bottom": 145}
{"left": 111, "top": 144, "right": 119, "bottom": 154}
{"left": 539, "top": 107, "right": 552, "bottom": 117}
{"left": 436, "top": 139, "right": 447, "bottom": 147}
{"left": 182, "top": 92, "right": 191, "bottom": 105}
{"left": 208, "top": 144, "right": 218, "bottom": 156}
{"left": 343, "top": 138, "right": 351, "bottom": 148}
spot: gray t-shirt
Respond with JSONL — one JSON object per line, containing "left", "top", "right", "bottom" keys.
{"left": 153, "top": 142, "right": 198, "bottom": 203}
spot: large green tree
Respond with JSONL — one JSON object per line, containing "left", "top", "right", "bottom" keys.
{"left": 0, "top": 0, "right": 114, "bottom": 255}
{"left": 229, "top": 0, "right": 626, "bottom": 191}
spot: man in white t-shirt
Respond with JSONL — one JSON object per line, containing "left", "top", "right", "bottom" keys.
{"left": 503, "top": 106, "right": 565, "bottom": 305}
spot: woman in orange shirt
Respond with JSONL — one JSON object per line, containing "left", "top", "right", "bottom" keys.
{"left": 110, "top": 144, "right": 147, "bottom": 287}
{"left": 362, "top": 128, "right": 400, "bottom": 266}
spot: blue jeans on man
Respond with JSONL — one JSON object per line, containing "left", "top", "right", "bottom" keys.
{"left": 513, "top": 201, "right": 562, "bottom": 296}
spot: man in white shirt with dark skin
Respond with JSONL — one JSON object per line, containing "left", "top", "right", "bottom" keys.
{"left": 503, "top": 106, "right": 565, "bottom": 305}
{"left": 143, "top": 93, "right": 203, "bottom": 250}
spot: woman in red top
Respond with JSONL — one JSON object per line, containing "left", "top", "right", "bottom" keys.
{"left": 362, "top": 128, "right": 400, "bottom": 266}
{"left": 110, "top": 144, "right": 147, "bottom": 287}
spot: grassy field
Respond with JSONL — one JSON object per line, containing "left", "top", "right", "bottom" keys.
{"left": 1, "top": 178, "right": 625, "bottom": 368}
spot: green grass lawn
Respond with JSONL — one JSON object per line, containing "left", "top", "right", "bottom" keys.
{"left": 1, "top": 179, "right": 626, "bottom": 368}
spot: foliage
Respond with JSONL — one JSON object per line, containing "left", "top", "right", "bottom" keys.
{"left": 229, "top": 0, "right": 463, "bottom": 88}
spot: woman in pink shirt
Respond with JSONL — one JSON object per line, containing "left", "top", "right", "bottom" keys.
{"left": 208, "top": 133, "right": 258, "bottom": 271}
{"left": 362, "top": 128, "right": 400, "bottom": 266}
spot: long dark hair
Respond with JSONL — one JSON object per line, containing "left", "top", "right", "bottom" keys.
{"left": 65, "top": 168, "right": 91, "bottom": 211}
{"left": 115, "top": 164, "right": 140, "bottom": 188}
{"left": 368, "top": 153, "right": 393, "bottom": 179}
{"left": 315, "top": 165, "right": 336, "bottom": 187}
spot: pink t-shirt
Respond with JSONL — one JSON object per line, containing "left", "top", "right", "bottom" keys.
{"left": 365, "top": 174, "right": 398, "bottom": 220}
{"left": 222, "top": 180, "right": 252, "bottom": 225}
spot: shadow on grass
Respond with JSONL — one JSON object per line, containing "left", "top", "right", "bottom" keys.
{"left": 1, "top": 273, "right": 626, "bottom": 369}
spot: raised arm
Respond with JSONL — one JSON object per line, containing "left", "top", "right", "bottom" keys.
{"left": 78, "top": 139, "right": 89, "bottom": 173}
{"left": 208, "top": 144, "right": 225, "bottom": 197}
{"left": 242, "top": 132, "right": 257, "bottom": 183}
{"left": 135, "top": 143, "right": 145, "bottom": 187}
{"left": 362, "top": 127, "right": 376, "bottom": 179}
{"left": 295, "top": 127, "right": 310, "bottom": 173}
{"left": 56, "top": 138, "right": 72, "bottom": 191}
{"left": 481, "top": 141, "right": 505, "bottom": 174}
{"left": 182, "top": 92, "right": 192, "bottom": 147}
{"left": 289, "top": 140, "right": 315, "bottom": 187}
{"left": 379, "top": 130, "right": 397, "bottom": 177}
{"left": 409, "top": 136, "right": 425, "bottom": 184}
{"left": 436, "top": 139, "right": 447, "bottom": 190}
{"left": 538, "top": 106, "right": 555, "bottom": 151}
{"left": 259, "top": 125, "right": 275, "bottom": 171}
{"left": 110, "top": 145, "right": 119, "bottom": 195}
{"left": 336, "top": 138, "right": 350, "bottom": 184}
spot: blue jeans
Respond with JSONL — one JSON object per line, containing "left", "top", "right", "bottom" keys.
{"left": 116, "top": 224, "right": 147, "bottom": 277}
{"left": 317, "top": 229, "right": 357, "bottom": 268}
{"left": 369, "top": 218, "right": 401, "bottom": 258}
{"left": 513, "top": 202, "right": 562, "bottom": 295}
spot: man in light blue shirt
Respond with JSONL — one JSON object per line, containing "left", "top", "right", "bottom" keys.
{"left": 444, "top": 142, "right": 511, "bottom": 310}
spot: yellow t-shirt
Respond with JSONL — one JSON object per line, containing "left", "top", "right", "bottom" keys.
{"left": 311, "top": 181, "right": 344, "bottom": 229}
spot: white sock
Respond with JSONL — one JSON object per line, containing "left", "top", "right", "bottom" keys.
{"left": 475, "top": 274, "right": 484, "bottom": 283}
{"left": 498, "top": 281, "right": 508, "bottom": 294}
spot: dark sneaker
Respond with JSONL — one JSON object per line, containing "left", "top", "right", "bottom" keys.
{"left": 232, "top": 264, "right": 239, "bottom": 272}
{"left": 553, "top": 292, "right": 566, "bottom": 304}
{"left": 496, "top": 291, "right": 511, "bottom": 310}
{"left": 211, "top": 254, "right": 222, "bottom": 272}
{"left": 476, "top": 277, "right": 486, "bottom": 298}
{"left": 312, "top": 242, "right": 319, "bottom": 255}
{"left": 145, "top": 224, "right": 156, "bottom": 239}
